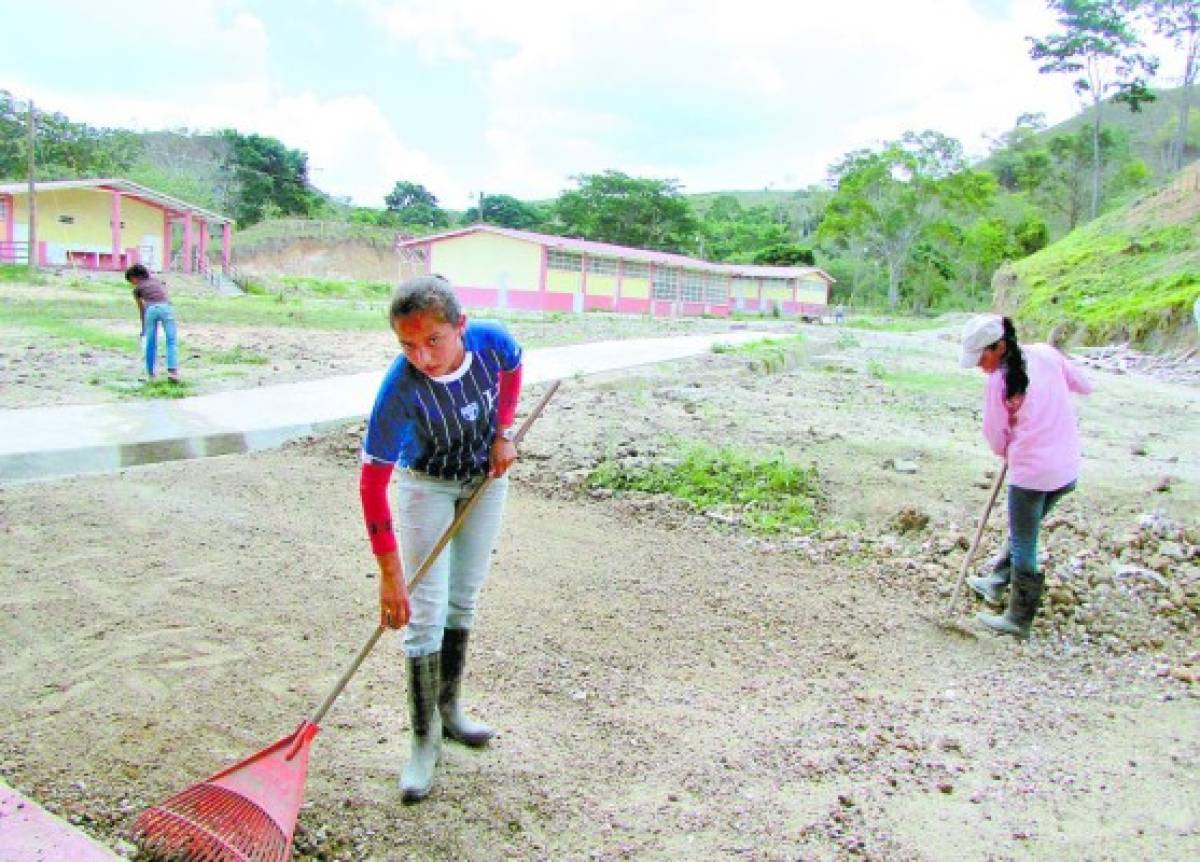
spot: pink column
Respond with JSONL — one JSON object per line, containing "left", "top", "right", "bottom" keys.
{"left": 162, "top": 211, "right": 171, "bottom": 271}
{"left": 538, "top": 245, "right": 548, "bottom": 306}
{"left": 197, "top": 219, "right": 209, "bottom": 272}
{"left": 221, "top": 222, "right": 232, "bottom": 273}
{"left": 110, "top": 191, "right": 122, "bottom": 270}
{"left": 182, "top": 214, "right": 193, "bottom": 273}
{"left": 647, "top": 262, "right": 655, "bottom": 317}
{"left": 2, "top": 194, "right": 12, "bottom": 262}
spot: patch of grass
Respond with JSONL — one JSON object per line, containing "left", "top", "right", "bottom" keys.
{"left": 106, "top": 378, "right": 194, "bottom": 399}
{"left": 834, "top": 332, "right": 860, "bottom": 349}
{"left": 588, "top": 443, "right": 821, "bottom": 533}
{"left": 711, "top": 335, "right": 805, "bottom": 372}
{"left": 208, "top": 346, "right": 269, "bottom": 365}
{"left": 878, "top": 369, "right": 977, "bottom": 394}
{"left": 0, "top": 265, "right": 46, "bottom": 284}
{"left": 845, "top": 316, "right": 947, "bottom": 333}
{"left": 1008, "top": 208, "right": 1200, "bottom": 344}
{"left": 0, "top": 290, "right": 388, "bottom": 335}
{"left": 278, "top": 276, "right": 392, "bottom": 299}
{"left": 233, "top": 218, "right": 402, "bottom": 249}
{"left": 5, "top": 311, "right": 136, "bottom": 351}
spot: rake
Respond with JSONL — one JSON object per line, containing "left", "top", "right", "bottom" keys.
{"left": 131, "top": 380, "right": 560, "bottom": 862}
{"left": 935, "top": 460, "right": 1007, "bottom": 638}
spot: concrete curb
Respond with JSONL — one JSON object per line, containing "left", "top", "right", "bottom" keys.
{"left": 0, "top": 331, "right": 779, "bottom": 483}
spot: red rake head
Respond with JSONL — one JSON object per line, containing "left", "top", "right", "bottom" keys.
{"left": 132, "top": 721, "right": 319, "bottom": 862}
{"left": 132, "top": 783, "right": 288, "bottom": 862}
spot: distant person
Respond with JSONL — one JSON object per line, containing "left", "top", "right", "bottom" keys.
{"left": 959, "top": 314, "right": 1092, "bottom": 640}
{"left": 834, "top": 304, "right": 846, "bottom": 324}
{"left": 359, "top": 275, "right": 523, "bottom": 803}
{"left": 124, "top": 264, "right": 180, "bottom": 382}
{"left": 1193, "top": 294, "right": 1199, "bottom": 336}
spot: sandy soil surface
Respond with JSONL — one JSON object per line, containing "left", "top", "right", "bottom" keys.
{"left": 1, "top": 319, "right": 1198, "bottom": 861}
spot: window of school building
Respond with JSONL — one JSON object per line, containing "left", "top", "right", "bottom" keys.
{"left": 548, "top": 250, "right": 583, "bottom": 271}
{"left": 651, "top": 267, "right": 679, "bottom": 299}
{"left": 586, "top": 256, "right": 618, "bottom": 275}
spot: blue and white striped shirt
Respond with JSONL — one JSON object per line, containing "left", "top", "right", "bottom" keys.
{"left": 363, "top": 320, "right": 522, "bottom": 480}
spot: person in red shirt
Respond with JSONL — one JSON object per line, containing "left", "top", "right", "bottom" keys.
{"left": 125, "top": 264, "right": 180, "bottom": 382}
{"left": 360, "top": 275, "right": 523, "bottom": 803}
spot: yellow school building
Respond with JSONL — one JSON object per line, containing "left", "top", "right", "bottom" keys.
{"left": 0, "top": 178, "right": 233, "bottom": 274}
{"left": 397, "top": 225, "right": 833, "bottom": 318}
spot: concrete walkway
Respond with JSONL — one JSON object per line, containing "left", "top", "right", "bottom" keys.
{"left": 0, "top": 780, "right": 120, "bottom": 861}
{"left": 0, "top": 330, "right": 775, "bottom": 482}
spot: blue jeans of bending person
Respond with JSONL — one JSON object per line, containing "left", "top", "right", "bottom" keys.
{"left": 396, "top": 470, "right": 509, "bottom": 658}
{"left": 1007, "top": 480, "right": 1076, "bottom": 576}
{"left": 143, "top": 302, "right": 178, "bottom": 377}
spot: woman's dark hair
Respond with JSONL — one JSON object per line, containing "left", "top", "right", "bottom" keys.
{"left": 124, "top": 263, "right": 150, "bottom": 282}
{"left": 389, "top": 274, "right": 462, "bottom": 325}
{"left": 997, "top": 316, "right": 1028, "bottom": 399}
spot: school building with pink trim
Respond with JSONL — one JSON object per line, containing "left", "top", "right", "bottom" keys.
{"left": 397, "top": 225, "right": 833, "bottom": 318}
{"left": 0, "top": 178, "right": 233, "bottom": 274}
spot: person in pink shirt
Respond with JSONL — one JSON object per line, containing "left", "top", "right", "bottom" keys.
{"left": 959, "top": 314, "right": 1092, "bottom": 639}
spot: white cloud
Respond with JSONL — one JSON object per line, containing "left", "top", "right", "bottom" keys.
{"left": 9, "top": 0, "right": 1183, "bottom": 210}
{"left": 15, "top": 77, "right": 460, "bottom": 208}
{"left": 361, "top": 0, "right": 1108, "bottom": 196}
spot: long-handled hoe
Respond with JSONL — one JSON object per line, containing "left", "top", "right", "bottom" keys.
{"left": 132, "top": 381, "right": 561, "bottom": 862}
{"left": 936, "top": 461, "right": 1007, "bottom": 639}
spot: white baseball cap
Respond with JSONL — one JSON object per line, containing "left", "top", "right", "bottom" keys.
{"left": 959, "top": 315, "right": 1005, "bottom": 368}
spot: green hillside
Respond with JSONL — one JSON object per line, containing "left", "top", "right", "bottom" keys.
{"left": 994, "top": 161, "right": 1199, "bottom": 347}
{"left": 1039, "top": 85, "right": 1197, "bottom": 179}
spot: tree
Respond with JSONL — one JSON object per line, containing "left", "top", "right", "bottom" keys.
{"left": 0, "top": 90, "right": 141, "bottom": 180}
{"left": 550, "top": 171, "right": 699, "bottom": 253}
{"left": 987, "top": 114, "right": 1052, "bottom": 193}
{"left": 1035, "top": 126, "right": 1145, "bottom": 228}
{"left": 697, "top": 195, "right": 794, "bottom": 261}
{"left": 1029, "top": 0, "right": 1158, "bottom": 220}
{"left": 751, "top": 243, "right": 816, "bottom": 266}
{"left": 817, "top": 131, "right": 995, "bottom": 308}
{"left": 384, "top": 180, "right": 449, "bottom": 228}
{"left": 1140, "top": 0, "right": 1200, "bottom": 170}
{"left": 1154, "top": 107, "right": 1200, "bottom": 167}
{"left": 460, "top": 193, "right": 544, "bottom": 229}
{"left": 222, "top": 130, "right": 318, "bottom": 227}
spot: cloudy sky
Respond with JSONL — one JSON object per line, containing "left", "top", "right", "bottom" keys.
{"left": 1, "top": 0, "right": 1179, "bottom": 209}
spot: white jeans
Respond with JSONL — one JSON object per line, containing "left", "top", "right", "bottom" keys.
{"left": 396, "top": 471, "right": 509, "bottom": 657}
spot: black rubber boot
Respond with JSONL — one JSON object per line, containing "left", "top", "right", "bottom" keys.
{"left": 976, "top": 568, "right": 1043, "bottom": 640}
{"left": 968, "top": 540, "right": 1011, "bottom": 605}
{"left": 400, "top": 652, "right": 442, "bottom": 804}
{"left": 439, "top": 628, "right": 495, "bottom": 747}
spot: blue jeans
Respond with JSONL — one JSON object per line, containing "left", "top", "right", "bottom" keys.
{"left": 143, "top": 303, "right": 178, "bottom": 376}
{"left": 396, "top": 471, "right": 509, "bottom": 657}
{"left": 1008, "top": 481, "right": 1075, "bottom": 576}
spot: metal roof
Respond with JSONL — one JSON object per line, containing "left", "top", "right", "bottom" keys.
{"left": 0, "top": 178, "right": 233, "bottom": 224}
{"left": 397, "top": 224, "right": 835, "bottom": 282}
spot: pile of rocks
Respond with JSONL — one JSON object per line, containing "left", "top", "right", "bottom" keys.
{"left": 1075, "top": 343, "right": 1200, "bottom": 386}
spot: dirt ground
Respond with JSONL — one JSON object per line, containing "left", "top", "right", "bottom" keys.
{"left": 1, "top": 316, "right": 1198, "bottom": 861}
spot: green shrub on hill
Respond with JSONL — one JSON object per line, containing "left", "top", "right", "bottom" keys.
{"left": 1000, "top": 170, "right": 1199, "bottom": 345}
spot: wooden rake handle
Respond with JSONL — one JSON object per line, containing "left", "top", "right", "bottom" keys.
{"left": 306, "top": 380, "right": 561, "bottom": 728}
{"left": 942, "top": 461, "right": 1008, "bottom": 617}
